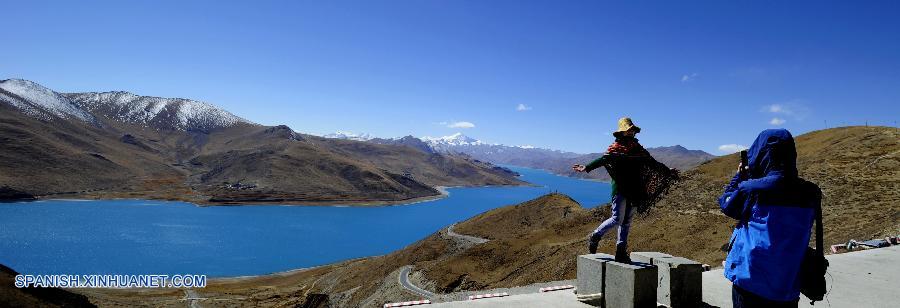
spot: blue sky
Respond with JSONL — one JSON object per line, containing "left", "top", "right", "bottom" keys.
{"left": 3, "top": 1, "right": 898, "bottom": 154}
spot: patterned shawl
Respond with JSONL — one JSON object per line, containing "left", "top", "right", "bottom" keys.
{"left": 604, "top": 137, "right": 680, "bottom": 215}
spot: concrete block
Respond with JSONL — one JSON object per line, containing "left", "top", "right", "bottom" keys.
{"left": 655, "top": 257, "right": 703, "bottom": 308}
{"left": 630, "top": 251, "right": 673, "bottom": 264}
{"left": 576, "top": 253, "right": 614, "bottom": 297}
{"left": 604, "top": 260, "right": 658, "bottom": 308}
{"left": 631, "top": 252, "right": 703, "bottom": 308}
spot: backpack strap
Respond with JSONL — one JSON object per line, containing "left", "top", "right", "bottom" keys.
{"left": 814, "top": 193, "right": 824, "bottom": 259}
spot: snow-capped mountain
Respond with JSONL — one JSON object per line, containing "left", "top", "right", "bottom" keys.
{"left": 323, "top": 131, "right": 374, "bottom": 141}
{"left": 0, "top": 79, "right": 97, "bottom": 123}
{"left": 421, "top": 133, "right": 486, "bottom": 148}
{"left": 65, "top": 91, "right": 254, "bottom": 131}
{"left": 422, "top": 133, "right": 567, "bottom": 153}
{"left": 418, "top": 132, "right": 716, "bottom": 181}
{"left": 422, "top": 133, "right": 581, "bottom": 163}
{"left": 0, "top": 79, "right": 254, "bottom": 132}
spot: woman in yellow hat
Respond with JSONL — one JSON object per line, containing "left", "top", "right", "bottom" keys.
{"left": 573, "top": 117, "right": 678, "bottom": 262}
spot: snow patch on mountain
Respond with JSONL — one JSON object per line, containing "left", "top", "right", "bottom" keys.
{"left": 322, "top": 131, "right": 374, "bottom": 141}
{"left": 65, "top": 91, "right": 254, "bottom": 131}
{"left": 422, "top": 133, "right": 487, "bottom": 146}
{"left": 0, "top": 79, "right": 96, "bottom": 123}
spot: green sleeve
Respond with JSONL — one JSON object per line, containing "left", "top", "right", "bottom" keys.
{"left": 584, "top": 154, "right": 608, "bottom": 173}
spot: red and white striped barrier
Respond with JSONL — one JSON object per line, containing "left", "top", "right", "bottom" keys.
{"left": 831, "top": 244, "right": 847, "bottom": 254}
{"left": 539, "top": 285, "right": 575, "bottom": 292}
{"left": 383, "top": 300, "right": 431, "bottom": 307}
{"left": 468, "top": 292, "right": 509, "bottom": 300}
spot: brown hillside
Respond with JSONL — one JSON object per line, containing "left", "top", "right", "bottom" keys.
{"left": 0, "top": 264, "right": 96, "bottom": 308}
{"left": 73, "top": 126, "right": 900, "bottom": 307}
{"left": 0, "top": 80, "right": 524, "bottom": 205}
{"left": 659, "top": 126, "right": 900, "bottom": 244}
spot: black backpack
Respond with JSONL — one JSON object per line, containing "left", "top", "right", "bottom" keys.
{"left": 798, "top": 192, "right": 828, "bottom": 304}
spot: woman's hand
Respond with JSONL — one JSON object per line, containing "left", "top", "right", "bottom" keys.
{"left": 572, "top": 164, "right": 586, "bottom": 172}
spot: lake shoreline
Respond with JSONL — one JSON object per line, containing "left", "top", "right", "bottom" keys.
{"left": 16, "top": 170, "right": 551, "bottom": 208}
{"left": 16, "top": 184, "right": 533, "bottom": 208}
{"left": 1, "top": 166, "right": 611, "bottom": 280}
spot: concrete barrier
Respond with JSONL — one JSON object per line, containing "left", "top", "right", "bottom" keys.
{"left": 629, "top": 251, "right": 673, "bottom": 263}
{"left": 576, "top": 253, "right": 657, "bottom": 308}
{"left": 539, "top": 285, "right": 574, "bottom": 292}
{"left": 631, "top": 252, "right": 703, "bottom": 308}
{"left": 384, "top": 300, "right": 431, "bottom": 307}
{"left": 605, "top": 260, "right": 658, "bottom": 308}
{"left": 468, "top": 292, "right": 509, "bottom": 300}
{"left": 576, "top": 253, "right": 615, "bottom": 298}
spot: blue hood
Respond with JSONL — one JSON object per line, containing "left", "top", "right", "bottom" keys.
{"left": 746, "top": 129, "right": 798, "bottom": 179}
{"left": 720, "top": 128, "right": 816, "bottom": 301}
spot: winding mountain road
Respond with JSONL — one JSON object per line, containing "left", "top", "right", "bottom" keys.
{"left": 446, "top": 223, "right": 489, "bottom": 245}
{"left": 399, "top": 265, "right": 436, "bottom": 298}
{"left": 397, "top": 223, "right": 491, "bottom": 299}
{"left": 184, "top": 289, "right": 203, "bottom": 308}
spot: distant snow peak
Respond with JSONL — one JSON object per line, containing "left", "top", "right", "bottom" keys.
{"left": 323, "top": 131, "right": 374, "bottom": 141}
{"left": 517, "top": 145, "right": 536, "bottom": 149}
{"left": 422, "top": 132, "right": 483, "bottom": 146}
{"left": 0, "top": 79, "right": 96, "bottom": 123}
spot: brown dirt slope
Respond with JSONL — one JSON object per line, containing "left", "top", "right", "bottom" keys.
{"left": 0, "top": 264, "right": 96, "bottom": 308}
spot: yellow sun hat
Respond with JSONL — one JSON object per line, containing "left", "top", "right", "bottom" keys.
{"left": 613, "top": 117, "right": 641, "bottom": 137}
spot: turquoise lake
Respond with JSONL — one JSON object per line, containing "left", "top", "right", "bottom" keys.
{"left": 0, "top": 166, "right": 611, "bottom": 277}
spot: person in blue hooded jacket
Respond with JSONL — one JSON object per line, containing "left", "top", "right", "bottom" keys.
{"left": 719, "top": 129, "right": 821, "bottom": 308}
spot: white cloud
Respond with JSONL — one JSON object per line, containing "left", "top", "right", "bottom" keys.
{"left": 718, "top": 144, "right": 748, "bottom": 154}
{"left": 681, "top": 73, "right": 698, "bottom": 82}
{"left": 765, "top": 104, "right": 792, "bottom": 115}
{"left": 761, "top": 101, "right": 811, "bottom": 125}
{"left": 516, "top": 103, "right": 532, "bottom": 111}
{"left": 446, "top": 121, "right": 475, "bottom": 129}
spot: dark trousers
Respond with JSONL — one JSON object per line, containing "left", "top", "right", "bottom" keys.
{"left": 732, "top": 285, "right": 798, "bottom": 308}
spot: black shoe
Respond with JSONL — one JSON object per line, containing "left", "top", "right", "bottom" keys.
{"left": 614, "top": 243, "right": 631, "bottom": 263}
{"left": 587, "top": 235, "right": 599, "bottom": 254}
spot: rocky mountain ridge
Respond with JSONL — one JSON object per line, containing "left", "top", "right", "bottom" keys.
{"left": 0, "top": 79, "right": 523, "bottom": 204}
{"left": 324, "top": 131, "right": 716, "bottom": 180}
